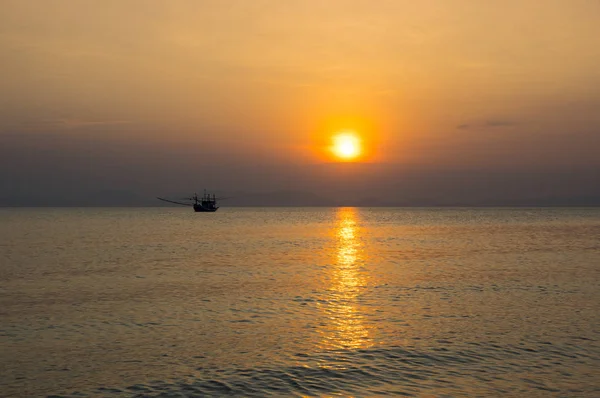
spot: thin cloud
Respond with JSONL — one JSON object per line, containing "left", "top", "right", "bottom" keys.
{"left": 457, "top": 119, "right": 518, "bottom": 130}
{"left": 47, "top": 118, "right": 133, "bottom": 129}
{"left": 485, "top": 120, "right": 517, "bottom": 127}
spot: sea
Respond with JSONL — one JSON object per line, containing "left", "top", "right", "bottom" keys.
{"left": 1, "top": 207, "right": 599, "bottom": 397}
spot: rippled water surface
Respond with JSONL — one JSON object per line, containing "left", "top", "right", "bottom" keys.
{"left": 1, "top": 207, "right": 599, "bottom": 397}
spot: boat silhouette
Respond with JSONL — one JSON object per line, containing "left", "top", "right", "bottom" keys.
{"left": 157, "top": 190, "right": 222, "bottom": 212}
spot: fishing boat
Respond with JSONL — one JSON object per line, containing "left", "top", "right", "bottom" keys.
{"left": 157, "top": 190, "right": 220, "bottom": 212}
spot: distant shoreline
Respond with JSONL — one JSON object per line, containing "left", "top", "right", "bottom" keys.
{"left": 1, "top": 205, "right": 599, "bottom": 208}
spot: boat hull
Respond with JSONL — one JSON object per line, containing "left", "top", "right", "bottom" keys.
{"left": 193, "top": 204, "right": 219, "bottom": 212}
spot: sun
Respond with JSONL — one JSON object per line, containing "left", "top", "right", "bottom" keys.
{"left": 332, "top": 132, "right": 362, "bottom": 160}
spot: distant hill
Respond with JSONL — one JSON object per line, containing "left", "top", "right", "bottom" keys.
{"left": 2, "top": 189, "right": 599, "bottom": 207}
{"left": 0, "top": 190, "right": 155, "bottom": 207}
{"left": 222, "top": 191, "right": 332, "bottom": 207}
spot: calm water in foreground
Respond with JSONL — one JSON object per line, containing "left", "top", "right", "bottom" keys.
{"left": 1, "top": 207, "right": 599, "bottom": 397}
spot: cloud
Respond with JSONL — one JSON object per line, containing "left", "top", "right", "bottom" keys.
{"left": 457, "top": 119, "right": 518, "bottom": 130}
{"left": 485, "top": 120, "right": 517, "bottom": 128}
{"left": 0, "top": 117, "right": 134, "bottom": 134}
{"left": 49, "top": 118, "right": 133, "bottom": 129}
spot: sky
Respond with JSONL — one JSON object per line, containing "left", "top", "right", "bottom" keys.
{"left": 1, "top": 0, "right": 599, "bottom": 205}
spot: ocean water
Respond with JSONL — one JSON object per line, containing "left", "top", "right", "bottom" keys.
{"left": 1, "top": 207, "right": 599, "bottom": 397}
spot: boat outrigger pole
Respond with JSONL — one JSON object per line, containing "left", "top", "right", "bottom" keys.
{"left": 156, "top": 197, "right": 193, "bottom": 206}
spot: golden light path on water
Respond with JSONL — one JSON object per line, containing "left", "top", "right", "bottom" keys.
{"left": 319, "top": 207, "right": 373, "bottom": 350}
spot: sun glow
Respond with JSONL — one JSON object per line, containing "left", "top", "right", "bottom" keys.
{"left": 332, "top": 132, "right": 362, "bottom": 160}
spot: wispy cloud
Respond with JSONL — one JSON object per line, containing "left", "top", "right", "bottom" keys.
{"left": 485, "top": 120, "right": 517, "bottom": 128}
{"left": 47, "top": 118, "right": 133, "bottom": 129}
{"left": 457, "top": 119, "right": 519, "bottom": 130}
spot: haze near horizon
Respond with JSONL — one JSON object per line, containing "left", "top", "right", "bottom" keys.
{"left": 1, "top": 1, "right": 599, "bottom": 206}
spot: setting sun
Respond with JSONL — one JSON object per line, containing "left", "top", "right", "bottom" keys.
{"left": 332, "top": 132, "right": 362, "bottom": 160}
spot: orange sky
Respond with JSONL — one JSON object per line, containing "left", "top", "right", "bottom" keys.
{"left": 1, "top": 0, "right": 599, "bottom": 172}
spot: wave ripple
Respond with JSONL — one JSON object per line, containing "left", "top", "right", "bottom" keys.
{"left": 50, "top": 341, "right": 597, "bottom": 397}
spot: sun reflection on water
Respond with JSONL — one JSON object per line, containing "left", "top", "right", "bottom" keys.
{"left": 319, "top": 207, "right": 372, "bottom": 350}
